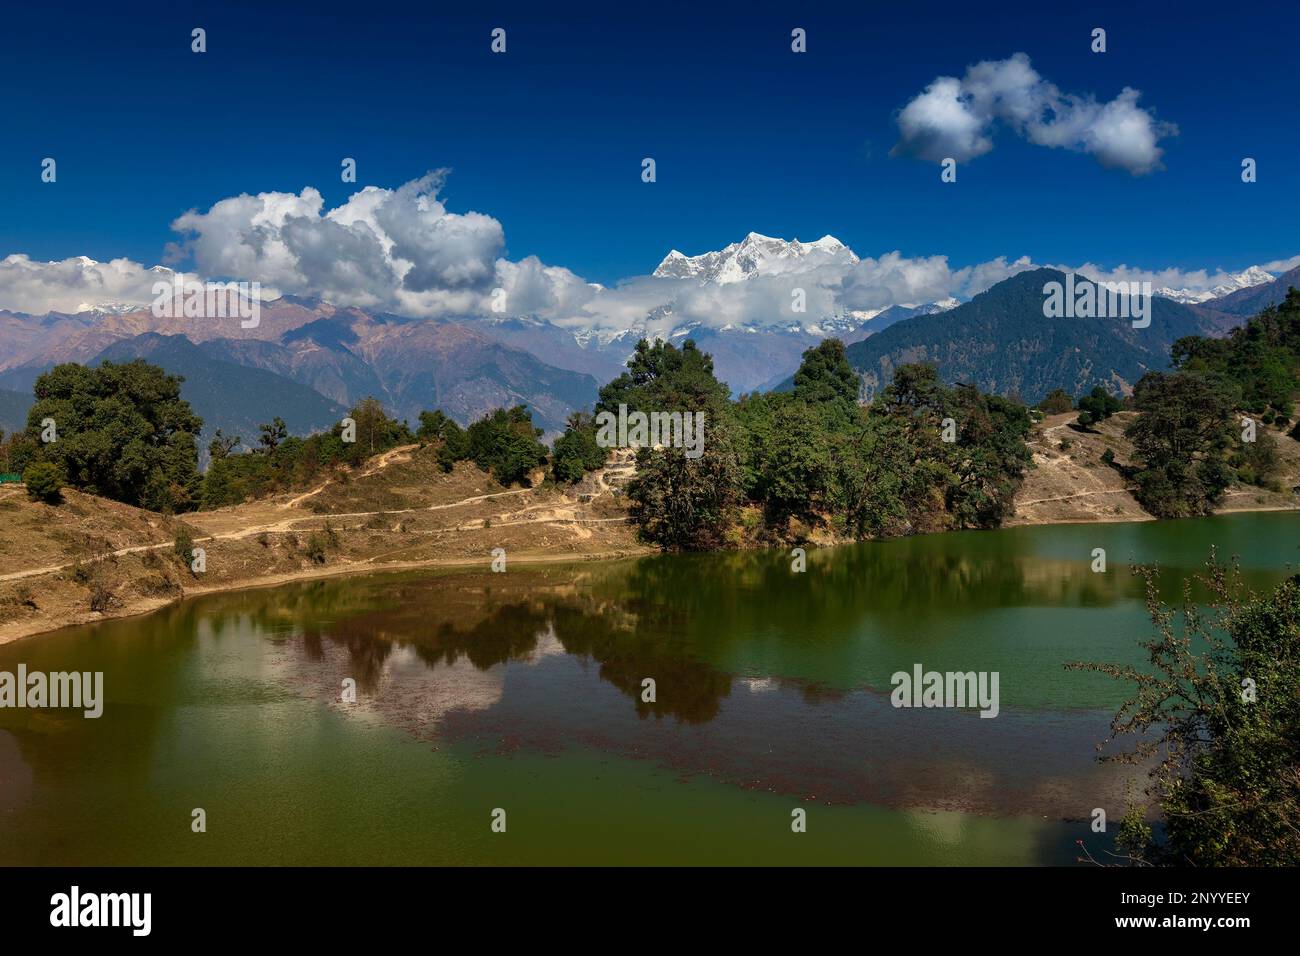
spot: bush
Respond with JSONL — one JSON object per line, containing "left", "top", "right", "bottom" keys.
{"left": 89, "top": 581, "right": 115, "bottom": 613}
{"left": 304, "top": 534, "right": 328, "bottom": 564}
{"left": 1072, "top": 563, "right": 1300, "bottom": 865}
{"left": 173, "top": 528, "right": 194, "bottom": 566}
{"left": 23, "top": 461, "right": 64, "bottom": 504}
{"left": 1037, "top": 388, "right": 1075, "bottom": 415}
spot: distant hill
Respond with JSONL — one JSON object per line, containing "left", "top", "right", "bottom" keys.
{"left": 830, "top": 268, "right": 1212, "bottom": 402}
{"left": 0, "top": 299, "right": 602, "bottom": 436}
{"left": 0, "top": 387, "right": 32, "bottom": 434}
{"left": 92, "top": 333, "right": 349, "bottom": 451}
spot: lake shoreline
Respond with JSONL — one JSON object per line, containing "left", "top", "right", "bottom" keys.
{"left": 3, "top": 500, "right": 1296, "bottom": 647}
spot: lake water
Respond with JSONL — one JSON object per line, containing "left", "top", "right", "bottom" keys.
{"left": 1, "top": 512, "right": 1296, "bottom": 865}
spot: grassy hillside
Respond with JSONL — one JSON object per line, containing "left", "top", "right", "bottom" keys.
{"left": 0, "top": 441, "right": 645, "bottom": 643}
{"left": 1010, "top": 411, "right": 1300, "bottom": 525}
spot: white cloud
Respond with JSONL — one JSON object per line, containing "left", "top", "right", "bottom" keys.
{"left": 0, "top": 254, "right": 172, "bottom": 315}
{"left": 0, "top": 171, "right": 1289, "bottom": 335}
{"left": 893, "top": 53, "right": 1176, "bottom": 175}
{"left": 1262, "top": 254, "right": 1300, "bottom": 274}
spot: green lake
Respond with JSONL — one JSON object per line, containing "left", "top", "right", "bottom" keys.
{"left": 2, "top": 511, "right": 1296, "bottom": 865}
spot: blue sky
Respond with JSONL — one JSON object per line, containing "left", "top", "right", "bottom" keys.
{"left": 2, "top": 0, "right": 1297, "bottom": 291}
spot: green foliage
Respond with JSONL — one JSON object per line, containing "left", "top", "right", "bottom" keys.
{"left": 346, "top": 397, "right": 411, "bottom": 462}
{"left": 465, "top": 406, "right": 548, "bottom": 486}
{"left": 417, "top": 410, "right": 469, "bottom": 472}
{"left": 605, "top": 340, "right": 745, "bottom": 549}
{"left": 1076, "top": 386, "right": 1121, "bottom": 429}
{"left": 1234, "top": 428, "right": 1280, "bottom": 487}
{"left": 1171, "top": 287, "right": 1300, "bottom": 420}
{"left": 304, "top": 533, "right": 328, "bottom": 564}
{"left": 620, "top": 339, "right": 1031, "bottom": 548}
{"left": 208, "top": 429, "right": 240, "bottom": 461}
{"left": 596, "top": 338, "right": 731, "bottom": 419}
{"left": 628, "top": 422, "right": 746, "bottom": 551}
{"left": 25, "top": 360, "right": 202, "bottom": 512}
{"left": 1125, "top": 371, "right": 1235, "bottom": 518}
{"left": 551, "top": 412, "right": 607, "bottom": 483}
{"left": 1071, "top": 560, "right": 1300, "bottom": 866}
{"left": 258, "top": 417, "right": 288, "bottom": 452}
{"left": 1038, "top": 388, "right": 1075, "bottom": 415}
{"left": 173, "top": 528, "right": 194, "bottom": 567}
{"left": 201, "top": 397, "right": 412, "bottom": 508}
{"left": 23, "top": 461, "right": 64, "bottom": 504}
{"left": 791, "top": 339, "right": 860, "bottom": 423}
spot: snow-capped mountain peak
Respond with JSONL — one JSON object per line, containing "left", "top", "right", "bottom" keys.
{"left": 653, "top": 232, "right": 859, "bottom": 284}
{"left": 1155, "top": 266, "right": 1275, "bottom": 304}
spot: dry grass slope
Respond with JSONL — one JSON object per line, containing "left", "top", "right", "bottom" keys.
{"left": 0, "top": 444, "right": 649, "bottom": 644}
{"left": 1010, "top": 411, "right": 1300, "bottom": 525}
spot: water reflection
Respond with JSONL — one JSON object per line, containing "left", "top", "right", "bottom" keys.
{"left": 0, "top": 512, "right": 1291, "bottom": 860}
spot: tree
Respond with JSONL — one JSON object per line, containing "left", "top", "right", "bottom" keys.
{"left": 1038, "top": 388, "right": 1075, "bottom": 415}
{"left": 596, "top": 338, "right": 731, "bottom": 419}
{"left": 759, "top": 400, "right": 834, "bottom": 527}
{"left": 465, "top": 406, "right": 548, "bottom": 485}
{"left": 23, "top": 461, "right": 64, "bottom": 504}
{"left": 1071, "top": 560, "right": 1300, "bottom": 866}
{"left": 1171, "top": 288, "right": 1300, "bottom": 419}
{"left": 627, "top": 420, "right": 745, "bottom": 551}
{"left": 347, "top": 397, "right": 410, "bottom": 459}
{"left": 1076, "top": 386, "right": 1121, "bottom": 429}
{"left": 208, "top": 429, "right": 240, "bottom": 461}
{"left": 1125, "top": 371, "right": 1234, "bottom": 518}
{"left": 942, "top": 386, "right": 1033, "bottom": 528}
{"left": 792, "top": 339, "right": 860, "bottom": 422}
{"left": 258, "top": 417, "right": 288, "bottom": 453}
{"left": 25, "top": 360, "right": 202, "bottom": 512}
{"left": 551, "top": 412, "right": 607, "bottom": 483}
{"left": 417, "top": 409, "right": 469, "bottom": 472}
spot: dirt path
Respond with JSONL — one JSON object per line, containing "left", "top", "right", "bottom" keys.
{"left": 281, "top": 444, "right": 418, "bottom": 508}
{"left": 1016, "top": 488, "right": 1138, "bottom": 507}
{"left": 0, "top": 486, "right": 555, "bottom": 584}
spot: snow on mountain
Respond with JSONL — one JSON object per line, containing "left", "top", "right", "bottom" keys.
{"left": 1155, "top": 266, "right": 1275, "bottom": 304}
{"left": 74, "top": 302, "right": 148, "bottom": 315}
{"left": 654, "top": 232, "right": 859, "bottom": 283}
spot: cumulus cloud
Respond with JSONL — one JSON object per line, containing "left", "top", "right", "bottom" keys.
{"left": 166, "top": 169, "right": 540, "bottom": 316}
{"left": 0, "top": 170, "right": 1288, "bottom": 335}
{"left": 893, "top": 53, "right": 1177, "bottom": 175}
{"left": 0, "top": 254, "right": 172, "bottom": 315}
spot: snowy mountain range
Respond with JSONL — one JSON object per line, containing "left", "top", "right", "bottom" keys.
{"left": 1154, "top": 266, "right": 1276, "bottom": 304}
{"left": 2, "top": 237, "right": 1294, "bottom": 427}
{"left": 653, "top": 232, "right": 860, "bottom": 283}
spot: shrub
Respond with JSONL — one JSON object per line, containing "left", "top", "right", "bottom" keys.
{"left": 304, "top": 534, "right": 328, "bottom": 564}
{"left": 23, "top": 461, "right": 64, "bottom": 504}
{"left": 173, "top": 528, "right": 195, "bottom": 566}
{"left": 89, "top": 581, "right": 115, "bottom": 613}
{"left": 1072, "top": 562, "right": 1300, "bottom": 866}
